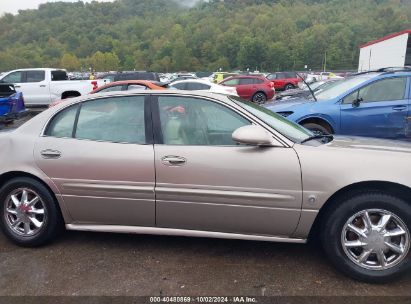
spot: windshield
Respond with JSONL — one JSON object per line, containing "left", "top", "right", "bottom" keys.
{"left": 231, "top": 97, "right": 313, "bottom": 143}
{"left": 314, "top": 75, "right": 375, "bottom": 101}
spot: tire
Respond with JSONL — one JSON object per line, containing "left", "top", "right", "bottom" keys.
{"left": 302, "top": 122, "right": 332, "bottom": 135}
{"left": 321, "top": 191, "right": 411, "bottom": 283}
{"left": 252, "top": 92, "right": 267, "bottom": 104}
{"left": 284, "top": 84, "right": 295, "bottom": 90}
{"left": 0, "top": 177, "right": 63, "bottom": 247}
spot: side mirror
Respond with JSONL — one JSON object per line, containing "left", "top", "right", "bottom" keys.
{"left": 352, "top": 98, "right": 363, "bottom": 108}
{"left": 232, "top": 125, "right": 276, "bottom": 146}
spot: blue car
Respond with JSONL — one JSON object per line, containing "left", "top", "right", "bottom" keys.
{"left": 0, "top": 83, "right": 27, "bottom": 124}
{"left": 264, "top": 70, "right": 411, "bottom": 140}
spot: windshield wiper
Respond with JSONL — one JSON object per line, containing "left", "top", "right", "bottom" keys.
{"left": 296, "top": 72, "right": 317, "bottom": 102}
{"left": 301, "top": 134, "right": 334, "bottom": 144}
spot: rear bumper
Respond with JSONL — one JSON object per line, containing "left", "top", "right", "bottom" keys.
{"left": 0, "top": 109, "right": 29, "bottom": 122}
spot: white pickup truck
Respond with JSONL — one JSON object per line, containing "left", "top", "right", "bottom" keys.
{"left": 0, "top": 68, "right": 109, "bottom": 106}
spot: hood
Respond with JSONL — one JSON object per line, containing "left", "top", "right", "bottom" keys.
{"left": 326, "top": 135, "right": 411, "bottom": 154}
{"left": 264, "top": 97, "right": 313, "bottom": 111}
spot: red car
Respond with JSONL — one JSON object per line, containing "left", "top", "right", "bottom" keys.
{"left": 219, "top": 75, "right": 275, "bottom": 103}
{"left": 266, "top": 72, "right": 302, "bottom": 91}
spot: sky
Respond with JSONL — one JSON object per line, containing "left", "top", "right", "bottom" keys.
{"left": 0, "top": 0, "right": 115, "bottom": 15}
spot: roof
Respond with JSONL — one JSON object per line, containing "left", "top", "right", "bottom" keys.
{"left": 360, "top": 29, "right": 411, "bottom": 48}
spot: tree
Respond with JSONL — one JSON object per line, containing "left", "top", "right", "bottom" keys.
{"left": 60, "top": 53, "right": 81, "bottom": 71}
{"left": 88, "top": 51, "right": 120, "bottom": 71}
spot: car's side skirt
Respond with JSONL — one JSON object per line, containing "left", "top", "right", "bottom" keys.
{"left": 66, "top": 224, "right": 307, "bottom": 244}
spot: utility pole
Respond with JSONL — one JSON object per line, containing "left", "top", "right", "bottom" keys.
{"left": 323, "top": 51, "right": 327, "bottom": 72}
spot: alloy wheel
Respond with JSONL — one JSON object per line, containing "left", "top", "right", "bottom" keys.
{"left": 341, "top": 209, "right": 410, "bottom": 270}
{"left": 253, "top": 93, "right": 266, "bottom": 104}
{"left": 4, "top": 188, "right": 47, "bottom": 237}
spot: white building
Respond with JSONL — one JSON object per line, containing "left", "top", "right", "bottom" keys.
{"left": 358, "top": 29, "right": 411, "bottom": 72}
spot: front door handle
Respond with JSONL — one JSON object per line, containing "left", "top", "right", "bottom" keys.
{"left": 39, "top": 85, "right": 46, "bottom": 88}
{"left": 161, "top": 156, "right": 186, "bottom": 166}
{"left": 393, "top": 105, "right": 407, "bottom": 111}
{"left": 40, "top": 149, "right": 61, "bottom": 159}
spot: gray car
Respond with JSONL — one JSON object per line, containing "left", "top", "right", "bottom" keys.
{"left": 0, "top": 90, "right": 410, "bottom": 283}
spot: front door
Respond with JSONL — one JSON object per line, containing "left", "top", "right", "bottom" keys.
{"left": 340, "top": 77, "right": 409, "bottom": 139}
{"left": 34, "top": 95, "right": 155, "bottom": 226}
{"left": 153, "top": 95, "right": 302, "bottom": 237}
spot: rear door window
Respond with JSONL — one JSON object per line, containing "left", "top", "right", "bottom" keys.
{"left": 75, "top": 96, "right": 146, "bottom": 144}
{"left": 239, "top": 78, "right": 255, "bottom": 85}
{"left": 24, "top": 70, "right": 45, "bottom": 83}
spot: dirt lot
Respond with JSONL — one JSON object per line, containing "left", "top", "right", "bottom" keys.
{"left": 0, "top": 230, "right": 411, "bottom": 297}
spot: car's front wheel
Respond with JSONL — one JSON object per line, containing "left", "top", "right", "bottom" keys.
{"left": 321, "top": 191, "right": 411, "bottom": 283}
{"left": 0, "top": 177, "right": 63, "bottom": 247}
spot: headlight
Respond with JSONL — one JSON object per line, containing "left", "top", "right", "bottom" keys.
{"left": 277, "top": 111, "right": 294, "bottom": 117}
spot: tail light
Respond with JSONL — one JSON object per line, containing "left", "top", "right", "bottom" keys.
{"left": 91, "top": 81, "right": 98, "bottom": 91}
{"left": 270, "top": 82, "right": 275, "bottom": 88}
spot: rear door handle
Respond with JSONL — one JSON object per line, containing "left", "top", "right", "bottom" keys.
{"left": 14, "top": 85, "right": 21, "bottom": 88}
{"left": 40, "top": 85, "right": 46, "bottom": 88}
{"left": 161, "top": 156, "right": 186, "bottom": 166}
{"left": 40, "top": 149, "right": 61, "bottom": 159}
{"left": 393, "top": 105, "right": 407, "bottom": 111}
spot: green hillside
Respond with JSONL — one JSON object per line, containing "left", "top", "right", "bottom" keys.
{"left": 0, "top": 0, "right": 410, "bottom": 72}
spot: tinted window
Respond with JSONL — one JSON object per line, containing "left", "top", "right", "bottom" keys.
{"left": 2, "top": 71, "right": 22, "bottom": 83}
{"left": 285, "top": 72, "right": 297, "bottom": 79}
{"left": 275, "top": 73, "right": 286, "bottom": 79}
{"left": 46, "top": 105, "right": 79, "bottom": 138}
{"left": 104, "top": 75, "right": 116, "bottom": 82}
{"left": 267, "top": 74, "right": 276, "bottom": 80}
{"left": 25, "top": 70, "right": 45, "bottom": 83}
{"left": 185, "top": 82, "right": 211, "bottom": 90}
{"left": 239, "top": 78, "right": 255, "bottom": 85}
{"left": 98, "top": 85, "right": 124, "bottom": 93}
{"left": 253, "top": 78, "right": 264, "bottom": 84}
{"left": 158, "top": 96, "right": 250, "bottom": 146}
{"left": 75, "top": 96, "right": 146, "bottom": 144}
{"left": 51, "top": 70, "right": 68, "bottom": 81}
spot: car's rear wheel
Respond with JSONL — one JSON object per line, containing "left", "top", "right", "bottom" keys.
{"left": 0, "top": 177, "right": 62, "bottom": 247}
{"left": 252, "top": 92, "right": 267, "bottom": 104}
{"left": 284, "top": 84, "right": 295, "bottom": 90}
{"left": 321, "top": 192, "right": 411, "bottom": 283}
{"left": 302, "top": 122, "right": 332, "bottom": 135}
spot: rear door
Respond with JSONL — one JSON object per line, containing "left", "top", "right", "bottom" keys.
{"left": 20, "top": 70, "right": 51, "bottom": 105}
{"left": 152, "top": 94, "right": 302, "bottom": 236}
{"left": 340, "top": 77, "right": 409, "bottom": 139}
{"left": 237, "top": 78, "right": 256, "bottom": 100}
{"left": 34, "top": 95, "right": 155, "bottom": 226}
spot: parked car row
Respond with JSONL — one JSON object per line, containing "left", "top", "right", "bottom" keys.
{"left": 265, "top": 68, "right": 411, "bottom": 140}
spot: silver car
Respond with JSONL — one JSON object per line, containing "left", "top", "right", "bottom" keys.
{"left": 1, "top": 90, "right": 410, "bottom": 283}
